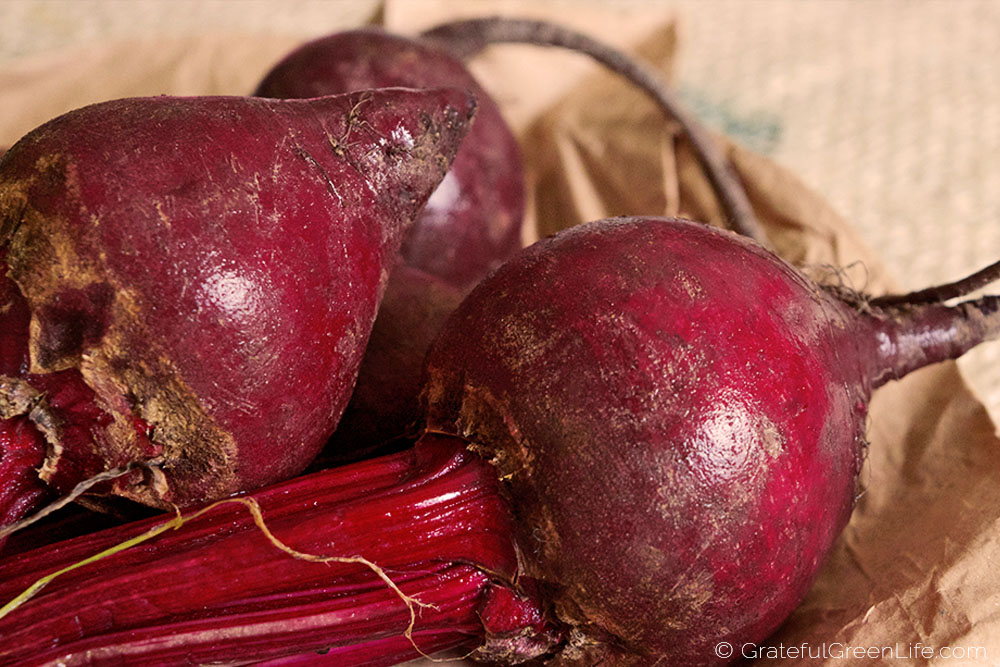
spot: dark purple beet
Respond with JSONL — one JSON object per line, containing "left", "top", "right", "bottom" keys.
{"left": 420, "top": 216, "right": 1000, "bottom": 663}
{"left": 255, "top": 27, "right": 525, "bottom": 289}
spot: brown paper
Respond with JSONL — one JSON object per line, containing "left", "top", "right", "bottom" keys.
{"left": 2, "top": 1, "right": 998, "bottom": 664}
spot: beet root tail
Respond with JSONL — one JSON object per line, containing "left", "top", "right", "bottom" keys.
{"left": 421, "top": 16, "right": 766, "bottom": 244}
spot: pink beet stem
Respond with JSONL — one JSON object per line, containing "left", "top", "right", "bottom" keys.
{"left": 0, "top": 433, "right": 554, "bottom": 665}
{"left": 421, "top": 16, "right": 766, "bottom": 245}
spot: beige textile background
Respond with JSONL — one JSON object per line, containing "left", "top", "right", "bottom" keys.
{"left": 2, "top": 2, "right": 1000, "bottom": 665}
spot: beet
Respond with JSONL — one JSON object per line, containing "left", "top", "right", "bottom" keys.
{"left": 1, "top": 216, "right": 996, "bottom": 664}
{"left": 421, "top": 217, "right": 1000, "bottom": 663}
{"left": 255, "top": 27, "right": 525, "bottom": 289}
{"left": 424, "top": 217, "right": 868, "bottom": 663}
{"left": 0, "top": 89, "right": 475, "bottom": 528}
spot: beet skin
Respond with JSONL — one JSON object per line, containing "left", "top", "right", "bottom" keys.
{"left": 0, "top": 89, "right": 475, "bottom": 516}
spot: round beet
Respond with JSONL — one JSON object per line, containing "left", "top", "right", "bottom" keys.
{"left": 255, "top": 27, "right": 525, "bottom": 289}
{"left": 0, "top": 89, "right": 475, "bottom": 524}
{"left": 420, "top": 217, "right": 999, "bottom": 663}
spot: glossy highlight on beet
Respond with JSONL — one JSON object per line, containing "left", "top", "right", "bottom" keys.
{"left": 0, "top": 89, "right": 475, "bottom": 524}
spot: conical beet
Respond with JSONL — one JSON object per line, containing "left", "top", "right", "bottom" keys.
{"left": 255, "top": 28, "right": 525, "bottom": 289}
{"left": 0, "top": 89, "right": 476, "bottom": 522}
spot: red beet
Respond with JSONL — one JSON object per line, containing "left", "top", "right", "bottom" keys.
{"left": 421, "top": 217, "right": 1000, "bottom": 663}
{"left": 0, "top": 89, "right": 475, "bottom": 527}
{"left": 255, "top": 27, "right": 525, "bottom": 289}
{"left": 1, "top": 216, "right": 996, "bottom": 665}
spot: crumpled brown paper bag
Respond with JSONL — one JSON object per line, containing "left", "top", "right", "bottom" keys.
{"left": 3, "top": 1, "right": 998, "bottom": 664}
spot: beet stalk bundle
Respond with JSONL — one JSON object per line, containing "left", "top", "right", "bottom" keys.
{"left": 0, "top": 88, "right": 475, "bottom": 534}
{"left": 0, "top": 433, "right": 535, "bottom": 666}
{"left": 2, "top": 216, "right": 998, "bottom": 665}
